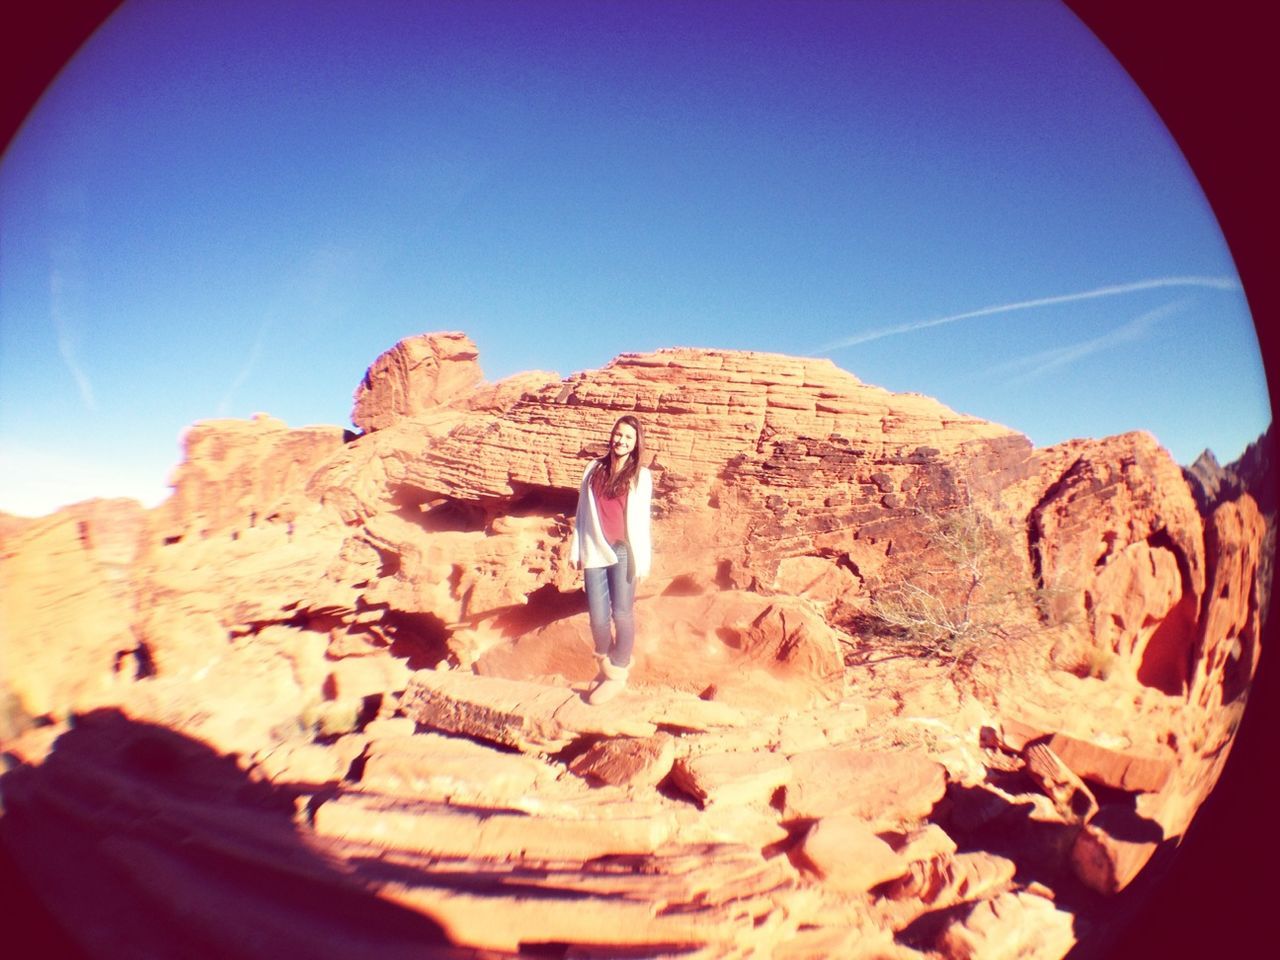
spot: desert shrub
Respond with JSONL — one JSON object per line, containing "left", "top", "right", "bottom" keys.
{"left": 865, "top": 497, "right": 1036, "bottom": 666}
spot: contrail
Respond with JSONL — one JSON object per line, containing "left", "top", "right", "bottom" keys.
{"left": 217, "top": 320, "right": 269, "bottom": 416}
{"left": 985, "top": 300, "right": 1186, "bottom": 384}
{"left": 816, "top": 275, "right": 1241, "bottom": 352}
{"left": 51, "top": 270, "right": 95, "bottom": 411}
{"left": 214, "top": 244, "right": 359, "bottom": 415}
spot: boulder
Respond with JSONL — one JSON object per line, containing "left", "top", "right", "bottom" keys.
{"left": 797, "top": 815, "right": 908, "bottom": 892}
{"left": 1070, "top": 804, "right": 1165, "bottom": 894}
{"left": 568, "top": 734, "right": 676, "bottom": 788}
{"left": 669, "top": 750, "right": 792, "bottom": 807}
{"left": 1026, "top": 432, "right": 1207, "bottom": 692}
{"left": 324, "top": 655, "right": 412, "bottom": 700}
{"left": 351, "top": 331, "right": 484, "bottom": 432}
{"left": 936, "top": 891, "right": 1076, "bottom": 959}
{"left": 398, "top": 669, "right": 743, "bottom": 754}
{"left": 1040, "top": 732, "right": 1174, "bottom": 793}
{"left": 882, "top": 850, "right": 1016, "bottom": 909}
{"left": 784, "top": 748, "right": 948, "bottom": 826}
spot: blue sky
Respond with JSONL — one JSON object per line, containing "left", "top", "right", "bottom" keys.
{"left": 0, "top": 0, "right": 1268, "bottom": 517}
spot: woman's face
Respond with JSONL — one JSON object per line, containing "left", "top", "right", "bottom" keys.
{"left": 610, "top": 422, "right": 637, "bottom": 459}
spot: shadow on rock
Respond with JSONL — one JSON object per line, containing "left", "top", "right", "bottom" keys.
{"left": 937, "top": 783, "right": 1076, "bottom": 883}
{"left": 0, "top": 708, "right": 487, "bottom": 959}
{"left": 934, "top": 779, "right": 1193, "bottom": 960}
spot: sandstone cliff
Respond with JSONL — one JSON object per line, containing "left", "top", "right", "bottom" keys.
{"left": 0, "top": 332, "right": 1268, "bottom": 958}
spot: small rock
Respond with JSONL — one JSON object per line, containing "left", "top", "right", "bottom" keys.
{"left": 798, "top": 815, "right": 908, "bottom": 892}
{"left": 569, "top": 734, "right": 676, "bottom": 788}
{"left": 1070, "top": 804, "right": 1165, "bottom": 894}
{"left": 785, "top": 748, "right": 947, "bottom": 826}
{"left": 670, "top": 750, "right": 791, "bottom": 807}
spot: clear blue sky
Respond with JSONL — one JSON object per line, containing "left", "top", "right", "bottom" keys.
{"left": 0, "top": 0, "right": 1268, "bottom": 517}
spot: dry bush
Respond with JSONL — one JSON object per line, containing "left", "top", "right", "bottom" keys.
{"left": 864, "top": 497, "right": 1039, "bottom": 668}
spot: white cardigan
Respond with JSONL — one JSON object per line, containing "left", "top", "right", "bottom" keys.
{"left": 570, "top": 461, "right": 652, "bottom": 579}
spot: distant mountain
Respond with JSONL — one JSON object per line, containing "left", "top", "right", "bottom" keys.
{"left": 1184, "top": 423, "right": 1276, "bottom": 516}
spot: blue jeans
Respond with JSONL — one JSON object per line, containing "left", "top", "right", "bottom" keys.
{"left": 584, "top": 542, "right": 635, "bottom": 667}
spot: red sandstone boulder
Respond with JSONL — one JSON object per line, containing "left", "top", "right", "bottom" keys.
{"left": 351, "top": 331, "right": 485, "bottom": 432}
{"left": 1070, "top": 804, "right": 1166, "bottom": 894}
{"left": 1027, "top": 432, "right": 1209, "bottom": 694}
{"left": 936, "top": 891, "right": 1076, "bottom": 959}
{"left": 568, "top": 734, "right": 676, "bottom": 788}
{"left": 669, "top": 750, "right": 792, "bottom": 807}
{"left": 784, "top": 748, "right": 948, "bottom": 826}
{"left": 797, "top": 815, "right": 908, "bottom": 892}
{"left": 1039, "top": 732, "right": 1174, "bottom": 793}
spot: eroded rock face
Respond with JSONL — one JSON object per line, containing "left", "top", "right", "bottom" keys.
{"left": 1027, "top": 432, "right": 1208, "bottom": 693}
{"left": 158, "top": 413, "right": 347, "bottom": 541}
{"left": 350, "top": 331, "right": 484, "bottom": 432}
{"left": 398, "top": 347, "right": 1032, "bottom": 599}
{"left": 0, "top": 331, "right": 1270, "bottom": 959}
{"left": 1191, "top": 495, "right": 1267, "bottom": 709}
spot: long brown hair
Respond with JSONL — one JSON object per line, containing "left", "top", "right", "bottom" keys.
{"left": 596, "top": 415, "right": 644, "bottom": 498}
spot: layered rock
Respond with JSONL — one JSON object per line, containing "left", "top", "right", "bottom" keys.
{"left": 350, "top": 330, "right": 484, "bottom": 432}
{"left": 158, "top": 413, "right": 348, "bottom": 541}
{"left": 0, "top": 331, "right": 1270, "bottom": 959}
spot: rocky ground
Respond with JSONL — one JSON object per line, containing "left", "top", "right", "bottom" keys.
{"left": 0, "top": 333, "right": 1269, "bottom": 958}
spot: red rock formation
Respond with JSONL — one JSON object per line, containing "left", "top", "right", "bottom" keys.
{"left": 1025, "top": 432, "right": 1208, "bottom": 693}
{"left": 0, "top": 331, "right": 1270, "bottom": 959}
{"left": 1191, "top": 495, "right": 1266, "bottom": 709}
{"left": 350, "top": 330, "right": 484, "bottom": 432}
{"left": 158, "top": 413, "right": 347, "bottom": 540}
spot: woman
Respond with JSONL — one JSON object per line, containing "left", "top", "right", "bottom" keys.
{"left": 570, "top": 414, "right": 653, "bottom": 705}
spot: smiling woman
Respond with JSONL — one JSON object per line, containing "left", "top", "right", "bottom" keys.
{"left": 570, "top": 414, "right": 653, "bottom": 704}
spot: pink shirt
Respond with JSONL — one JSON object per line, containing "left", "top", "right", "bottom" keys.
{"left": 591, "top": 465, "right": 629, "bottom": 545}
